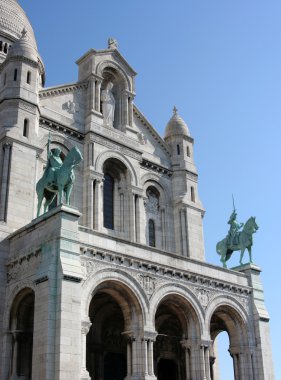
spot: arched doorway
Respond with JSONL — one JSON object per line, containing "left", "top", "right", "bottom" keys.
{"left": 154, "top": 294, "right": 200, "bottom": 380}
{"left": 9, "top": 288, "right": 35, "bottom": 380}
{"left": 86, "top": 280, "right": 143, "bottom": 380}
{"left": 210, "top": 305, "right": 251, "bottom": 380}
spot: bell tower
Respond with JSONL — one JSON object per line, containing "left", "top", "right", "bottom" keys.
{"left": 164, "top": 107, "right": 205, "bottom": 260}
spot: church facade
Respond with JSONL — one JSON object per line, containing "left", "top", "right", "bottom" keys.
{"left": 0, "top": 1, "right": 274, "bottom": 380}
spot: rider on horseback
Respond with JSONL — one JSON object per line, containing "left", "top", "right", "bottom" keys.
{"left": 227, "top": 210, "right": 244, "bottom": 246}
{"left": 43, "top": 133, "right": 63, "bottom": 186}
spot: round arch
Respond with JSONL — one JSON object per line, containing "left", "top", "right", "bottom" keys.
{"left": 95, "top": 150, "right": 138, "bottom": 187}
{"left": 150, "top": 283, "right": 204, "bottom": 337}
{"left": 82, "top": 268, "right": 148, "bottom": 327}
{"left": 141, "top": 173, "right": 172, "bottom": 205}
{"left": 96, "top": 60, "right": 131, "bottom": 92}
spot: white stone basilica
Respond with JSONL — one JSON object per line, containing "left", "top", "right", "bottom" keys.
{"left": 0, "top": 1, "right": 274, "bottom": 379}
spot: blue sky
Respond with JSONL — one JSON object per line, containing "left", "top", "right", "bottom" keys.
{"left": 20, "top": 0, "right": 281, "bottom": 377}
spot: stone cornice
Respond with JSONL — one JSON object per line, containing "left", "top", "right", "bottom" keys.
{"left": 39, "top": 117, "right": 84, "bottom": 141}
{"left": 79, "top": 244, "right": 252, "bottom": 296}
{"left": 39, "top": 81, "right": 88, "bottom": 99}
{"left": 141, "top": 159, "right": 172, "bottom": 177}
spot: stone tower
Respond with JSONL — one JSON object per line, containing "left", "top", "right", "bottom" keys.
{"left": 0, "top": 2, "right": 274, "bottom": 380}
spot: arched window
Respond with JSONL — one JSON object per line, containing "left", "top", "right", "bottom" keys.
{"left": 186, "top": 145, "right": 190, "bottom": 157}
{"left": 4, "top": 43, "right": 8, "bottom": 54}
{"left": 23, "top": 119, "right": 29, "bottom": 137}
{"left": 177, "top": 144, "right": 180, "bottom": 155}
{"left": 191, "top": 186, "right": 195, "bottom": 202}
{"left": 148, "top": 219, "right": 156, "bottom": 247}
{"left": 14, "top": 68, "right": 18, "bottom": 81}
{"left": 103, "top": 174, "right": 114, "bottom": 229}
{"left": 27, "top": 71, "right": 31, "bottom": 84}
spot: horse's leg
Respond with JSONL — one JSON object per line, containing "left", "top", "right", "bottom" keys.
{"left": 43, "top": 194, "right": 55, "bottom": 213}
{"left": 248, "top": 246, "right": 253, "bottom": 264}
{"left": 220, "top": 249, "right": 227, "bottom": 268}
{"left": 240, "top": 248, "right": 245, "bottom": 265}
{"left": 65, "top": 184, "right": 73, "bottom": 205}
{"left": 58, "top": 184, "right": 63, "bottom": 205}
{"left": 37, "top": 190, "right": 43, "bottom": 217}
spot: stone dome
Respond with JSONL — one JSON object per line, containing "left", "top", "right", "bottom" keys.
{"left": 0, "top": 0, "right": 37, "bottom": 47}
{"left": 164, "top": 107, "right": 190, "bottom": 139}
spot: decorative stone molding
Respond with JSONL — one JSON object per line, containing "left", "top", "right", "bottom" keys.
{"left": 39, "top": 82, "right": 88, "bottom": 98}
{"left": 79, "top": 246, "right": 252, "bottom": 298}
{"left": 137, "top": 274, "right": 156, "bottom": 296}
{"left": 6, "top": 250, "right": 41, "bottom": 284}
{"left": 141, "top": 159, "right": 172, "bottom": 177}
{"left": 39, "top": 117, "right": 84, "bottom": 141}
{"left": 62, "top": 100, "right": 80, "bottom": 114}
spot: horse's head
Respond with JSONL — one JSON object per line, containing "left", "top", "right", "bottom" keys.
{"left": 244, "top": 216, "right": 259, "bottom": 233}
{"left": 72, "top": 146, "right": 83, "bottom": 165}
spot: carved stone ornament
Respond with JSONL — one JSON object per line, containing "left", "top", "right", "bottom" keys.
{"left": 62, "top": 100, "right": 79, "bottom": 114}
{"left": 194, "top": 288, "right": 214, "bottom": 308}
{"left": 137, "top": 274, "right": 156, "bottom": 296}
{"left": 81, "top": 320, "right": 92, "bottom": 335}
{"left": 137, "top": 132, "right": 147, "bottom": 145}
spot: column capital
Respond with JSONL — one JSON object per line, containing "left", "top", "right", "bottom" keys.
{"left": 143, "top": 331, "right": 157, "bottom": 342}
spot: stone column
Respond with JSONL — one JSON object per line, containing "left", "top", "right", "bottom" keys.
{"left": 89, "top": 76, "right": 95, "bottom": 114}
{"left": 126, "top": 339, "right": 132, "bottom": 380}
{"left": 128, "top": 96, "right": 133, "bottom": 126}
{"left": 204, "top": 345, "right": 211, "bottom": 380}
{"left": 129, "top": 192, "right": 136, "bottom": 242}
{"left": 181, "top": 340, "right": 191, "bottom": 380}
{"left": 94, "top": 178, "right": 103, "bottom": 230}
{"left": 142, "top": 339, "right": 148, "bottom": 376}
{"left": 86, "top": 178, "right": 94, "bottom": 229}
{"left": 200, "top": 344, "right": 207, "bottom": 380}
{"left": 80, "top": 319, "right": 92, "bottom": 380}
{"left": 123, "top": 91, "right": 129, "bottom": 126}
{"left": 0, "top": 142, "right": 12, "bottom": 221}
{"left": 136, "top": 195, "right": 146, "bottom": 244}
{"left": 160, "top": 208, "right": 166, "bottom": 249}
{"left": 180, "top": 208, "right": 189, "bottom": 257}
{"left": 147, "top": 339, "right": 155, "bottom": 377}
{"left": 95, "top": 80, "right": 101, "bottom": 112}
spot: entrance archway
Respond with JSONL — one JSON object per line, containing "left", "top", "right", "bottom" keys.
{"left": 9, "top": 288, "right": 35, "bottom": 380}
{"left": 86, "top": 280, "right": 144, "bottom": 380}
{"left": 154, "top": 294, "right": 200, "bottom": 380}
{"left": 209, "top": 304, "right": 250, "bottom": 380}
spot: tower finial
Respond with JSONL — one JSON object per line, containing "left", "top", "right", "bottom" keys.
{"left": 173, "top": 106, "right": 178, "bottom": 115}
{"left": 108, "top": 37, "right": 118, "bottom": 49}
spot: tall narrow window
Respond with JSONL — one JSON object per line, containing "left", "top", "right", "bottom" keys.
{"left": 103, "top": 174, "right": 114, "bottom": 229}
{"left": 177, "top": 144, "right": 180, "bottom": 155}
{"left": 191, "top": 186, "right": 195, "bottom": 202}
{"left": 14, "top": 68, "right": 18, "bottom": 81}
{"left": 0, "top": 41, "right": 2, "bottom": 52}
{"left": 186, "top": 146, "right": 190, "bottom": 157}
{"left": 23, "top": 119, "right": 29, "bottom": 137}
{"left": 148, "top": 219, "right": 156, "bottom": 247}
{"left": 27, "top": 71, "right": 31, "bottom": 84}
{"left": 4, "top": 43, "right": 8, "bottom": 54}
{"left": 3, "top": 73, "right": 6, "bottom": 86}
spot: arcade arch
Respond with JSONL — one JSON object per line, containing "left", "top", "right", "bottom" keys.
{"left": 86, "top": 279, "right": 144, "bottom": 380}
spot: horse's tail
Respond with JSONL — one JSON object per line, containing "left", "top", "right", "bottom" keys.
{"left": 216, "top": 241, "right": 222, "bottom": 255}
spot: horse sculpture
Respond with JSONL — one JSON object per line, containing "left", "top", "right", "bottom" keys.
{"left": 36, "top": 146, "right": 83, "bottom": 217}
{"left": 216, "top": 216, "right": 259, "bottom": 268}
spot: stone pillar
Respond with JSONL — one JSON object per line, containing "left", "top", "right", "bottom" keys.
{"left": 0, "top": 142, "right": 12, "bottom": 221}
{"left": 94, "top": 179, "right": 103, "bottom": 230}
{"left": 128, "top": 96, "right": 133, "bottom": 126}
{"left": 204, "top": 345, "right": 211, "bottom": 380}
{"left": 95, "top": 80, "right": 101, "bottom": 112}
{"left": 85, "top": 178, "right": 94, "bottom": 229}
{"left": 160, "top": 208, "right": 166, "bottom": 249}
{"left": 89, "top": 77, "right": 95, "bottom": 114}
{"left": 142, "top": 339, "right": 148, "bottom": 376}
{"left": 181, "top": 340, "right": 191, "bottom": 380}
{"left": 136, "top": 195, "right": 146, "bottom": 244}
{"left": 123, "top": 91, "right": 129, "bottom": 126}
{"left": 200, "top": 344, "right": 207, "bottom": 380}
{"left": 80, "top": 319, "right": 92, "bottom": 380}
{"left": 129, "top": 192, "right": 136, "bottom": 242}
{"left": 148, "top": 339, "right": 155, "bottom": 377}
{"left": 179, "top": 208, "right": 189, "bottom": 257}
{"left": 126, "top": 340, "right": 132, "bottom": 379}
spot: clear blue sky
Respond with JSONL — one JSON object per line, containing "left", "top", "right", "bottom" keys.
{"left": 20, "top": 0, "right": 281, "bottom": 377}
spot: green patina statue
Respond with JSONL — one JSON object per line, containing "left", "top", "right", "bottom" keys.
{"left": 216, "top": 202, "right": 259, "bottom": 268}
{"left": 36, "top": 133, "right": 83, "bottom": 217}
